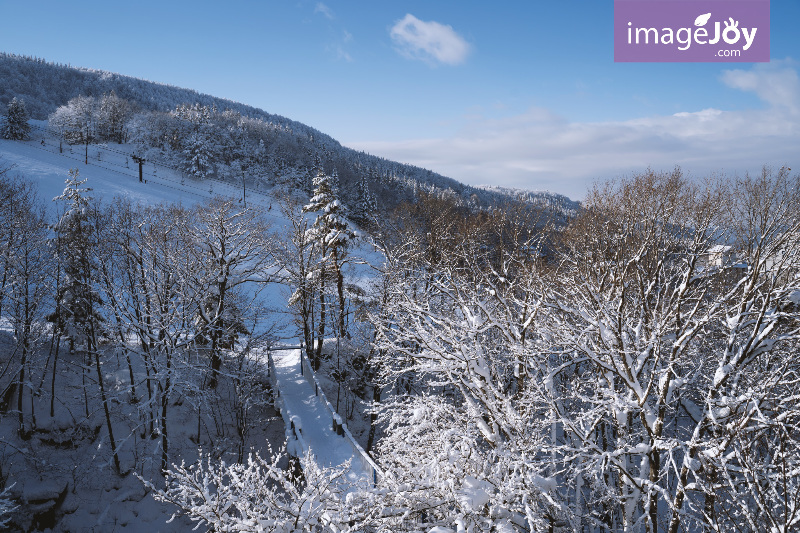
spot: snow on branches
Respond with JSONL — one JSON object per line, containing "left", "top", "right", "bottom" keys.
{"left": 368, "top": 167, "right": 800, "bottom": 533}
{"left": 147, "top": 447, "right": 356, "bottom": 533}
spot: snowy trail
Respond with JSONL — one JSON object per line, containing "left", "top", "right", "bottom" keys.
{"left": 271, "top": 348, "right": 374, "bottom": 484}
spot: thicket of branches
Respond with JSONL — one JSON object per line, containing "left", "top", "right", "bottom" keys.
{"left": 160, "top": 166, "right": 800, "bottom": 533}
{"left": 2, "top": 156, "right": 798, "bottom": 533}
{"left": 364, "top": 167, "right": 800, "bottom": 533}
{"left": 0, "top": 157, "right": 379, "bottom": 528}
{"left": 0, "top": 164, "right": 286, "bottom": 526}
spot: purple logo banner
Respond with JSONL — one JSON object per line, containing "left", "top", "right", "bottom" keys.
{"left": 615, "top": 1, "right": 770, "bottom": 62}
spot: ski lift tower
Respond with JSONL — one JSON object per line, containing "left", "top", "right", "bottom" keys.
{"left": 131, "top": 154, "right": 146, "bottom": 183}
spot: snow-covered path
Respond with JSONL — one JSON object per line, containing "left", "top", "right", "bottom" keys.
{"left": 271, "top": 348, "right": 375, "bottom": 484}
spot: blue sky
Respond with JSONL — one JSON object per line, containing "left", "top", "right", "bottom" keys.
{"left": 1, "top": 0, "right": 797, "bottom": 199}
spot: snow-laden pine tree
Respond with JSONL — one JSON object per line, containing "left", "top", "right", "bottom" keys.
{"left": 182, "top": 130, "right": 214, "bottom": 179}
{"left": 303, "top": 166, "right": 356, "bottom": 361}
{"left": 173, "top": 103, "right": 217, "bottom": 179}
{"left": 52, "top": 169, "right": 122, "bottom": 474}
{"left": 1, "top": 97, "right": 31, "bottom": 140}
{"left": 52, "top": 170, "right": 98, "bottom": 361}
{"left": 354, "top": 172, "right": 377, "bottom": 225}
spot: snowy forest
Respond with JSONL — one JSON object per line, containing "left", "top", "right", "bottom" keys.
{"left": 1, "top": 55, "right": 800, "bottom": 533}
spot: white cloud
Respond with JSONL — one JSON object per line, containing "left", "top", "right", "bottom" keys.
{"left": 390, "top": 14, "right": 471, "bottom": 66}
{"left": 347, "top": 63, "right": 800, "bottom": 200}
{"left": 314, "top": 2, "right": 334, "bottom": 20}
{"left": 720, "top": 60, "right": 800, "bottom": 114}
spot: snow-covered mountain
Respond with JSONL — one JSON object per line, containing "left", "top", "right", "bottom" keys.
{"left": 0, "top": 52, "right": 578, "bottom": 220}
{"left": 480, "top": 184, "right": 580, "bottom": 218}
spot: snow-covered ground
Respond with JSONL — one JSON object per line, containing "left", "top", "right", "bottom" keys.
{"left": 271, "top": 348, "right": 375, "bottom": 485}
{"left": 1, "top": 121, "right": 282, "bottom": 214}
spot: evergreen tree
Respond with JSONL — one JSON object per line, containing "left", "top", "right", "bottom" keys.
{"left": 52, "top": 169, "right": 121, "bottom": 474}
{"left": 297, "top": 165, "right": 314, "bottom": 195}
{"left": 182, "top": 131, "right": 213, "bottom": 178}
{"left": 303, "top": 166, "right": 356, "bottom": 360}
{"left": 1, "top": 97, "right": 31, "bottom": 140}
{"left": 355, "top": 172, "right": 377, "bottom": 225}
{"left": 53, "top": 169, "right": 98, "bottom": 351}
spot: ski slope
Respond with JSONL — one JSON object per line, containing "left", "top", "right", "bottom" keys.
{"left": 0, "top": 121, "right": 281, "bottom": 216}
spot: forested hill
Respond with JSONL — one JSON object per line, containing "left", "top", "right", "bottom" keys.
{"left": 0, "top": 53, "right": 329, "bottom": 131}
{"left": 0, "top": 52, "right": 578, "bottom": 218}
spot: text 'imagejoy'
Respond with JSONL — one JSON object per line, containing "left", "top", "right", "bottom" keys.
{"left": 614, "top": 0, "right": 770, "bottom": 62}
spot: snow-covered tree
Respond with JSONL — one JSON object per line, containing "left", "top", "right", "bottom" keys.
{"left": 303, "top": 166, "right": 357, "bottom": 358}
{"left": 0, "top": 173, "right": 50, "bottom": 437}
{"left": 539, "top": 168, "right": 800, "bottom": 532}
{"left": 147, "top": 448, "right": 357, "bottom": 532}
{"left": 0, "top": 172, "right": 27, "bottom": 318}
{"left": 52, "top": 170, "right": 98, "bottom": 356}
{"left": 354, "top": 172, "right": 377, "bottom": 225}
{"left": 97, "top": 90, "right": 134, "bottom": 143}
{"left": 277, "top": 194, "right": 320, "bottom": 363}
{"left": 369, "top": 203, "right": 557, "bottom": 531}
{"left": 6, "top": 182, "right": 50, "bottom": 437}
{"left": 1, "top": 97, "right": 31, "bottom": 140}
{"left": 172, "top": 103, "right": 219, "bottom": 179}
{"left": 52, "top": 169, "right": 122, "bottom": 474}
{"left": 182, "top": 130, "right": 214, "bottom": 179}
{"left": 190, "top": 198, "right": 274, "bottom": 389}
{"left": 369, "top": 167, "right": 800, "bottom": 532}
{"left": 48, "top": 95, "right": 97, "bottom": 163}
{"left": 106, "top": 201, "right": 202, "bottom": 473}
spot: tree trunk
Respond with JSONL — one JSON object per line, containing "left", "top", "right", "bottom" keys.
{"left": 160, "top": 386, "right": 169, "bottom": 476}
{"left": 649, "top": 449, "right": 660, "bottom": 533}
{"left": 334, "top": 252, "right": 346, "bottom": 338}
{"left": 366, "top": 384, "right": 381, "bottom": 453}
{"left": 76, "top": 338, "right": 89, "bottom": 418}
{"left": 668, "top": 449, "right": 696, "bottom": 533}
{"left": 302, "top": 285, "right": 313, "bottom": 361}
{"left": 92, "top": 334, "right": 121, "bottom": 475}
{"left": 17, "top": 341, "right": 27, "bottom": 437}
{"left": 315, "top": 275, "right": 326, "bottom": 369}
{"left": 159, "top": 352, "right": 171, "bottom": 476}
{"left": 50, "top": 331, "right": 60, "bottom": 418}
{"left": 207, "top": 270, "right": 228, "bottom": 390}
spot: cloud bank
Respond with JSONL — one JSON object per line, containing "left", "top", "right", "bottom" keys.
{"left": 349, "top": 62, "right": 800, "bottom": 200}
{"left": 390, "top": 14, "right": 471, "bottom": 66}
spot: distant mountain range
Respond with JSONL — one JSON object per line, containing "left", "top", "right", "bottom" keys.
{"left": 0, "top": 52, "right": 579, "bottom": 218}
